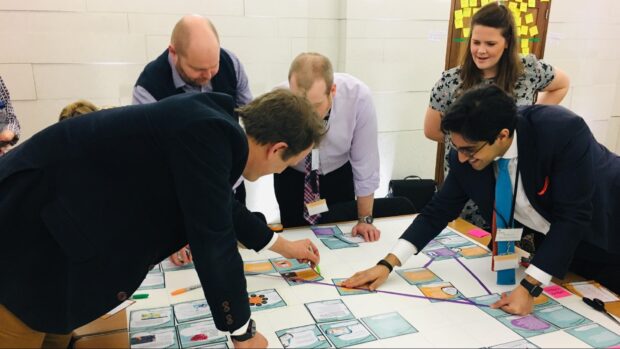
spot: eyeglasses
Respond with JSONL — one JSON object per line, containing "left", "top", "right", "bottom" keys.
{"left": 449, "top": 140, "right": 488, "bottom": 158}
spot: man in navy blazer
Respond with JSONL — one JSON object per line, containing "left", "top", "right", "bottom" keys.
{"left": 344, "top": 85, "right": 620, "bottom": 315}
{"left": 0, "top": 90, "right": 324, "bottom": 348}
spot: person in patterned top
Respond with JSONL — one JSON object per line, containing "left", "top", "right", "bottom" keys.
{"left": 423, "top": 2, "right": 569, "bottom": 230}
{"left": 0, "top": 76, "right": 20, "bottom": 156}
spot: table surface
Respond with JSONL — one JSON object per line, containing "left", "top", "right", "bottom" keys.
{"left": 122, "top": 215, "right": 620, "bottom": 348}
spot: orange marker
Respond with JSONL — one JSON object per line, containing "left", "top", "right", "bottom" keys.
{"left": 171, "top": 284, "right": 202, "bottom": 296}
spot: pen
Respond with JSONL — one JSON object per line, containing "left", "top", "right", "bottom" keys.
{"left": 315, "top": 264, "right": 322, "bottom": 276}
{"left": 171, "top": 284, "right": 202, "bottom": 296}
{"left": 131, "top": 293, "right": 149, "bottom": 300}
{"left": 582, "top": 297, "right": 620, "bottom": 326}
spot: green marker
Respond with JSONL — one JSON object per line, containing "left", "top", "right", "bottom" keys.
{"left": 315, "top": 264, "right": 322, "bottom": 276}
{"left": 131, "top": 293, "right": 149, "bottom": 300}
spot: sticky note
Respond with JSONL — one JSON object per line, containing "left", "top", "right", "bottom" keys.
{"left": 521, "top": 25, "right": 529, "bottom": 36}
{"left": 455, "top": 18, "right": 464, "bottom": 29}
{"left": 522, "top": 47, "right": 530, "bottom": 55}
{"left": 461, "top": 0, "right": 469, "bottom": 8}
{"left": 528, "top": 0, "right": 536, "bottom": 7}
{"left": 481, "top": 0, "right": 490, "bottom": 5}
{"left": 515, "top": 15, "right": 522, "bottom": 26}
{"left": 541, "top": 0, "right": 549, "bottom": 2}
{"left": 543, "top": 285, "right": 573, "bottom": 299}
{"left": 468, "top": 229, "right": 490, "bottom": 238}
{"left": 520, "top": 2, "right": 527, "bottom": 12}
{"left": 463, "top": 27, "right": 471, "bottom": 38}
{"left": 529, "top": 25, "right": 539, "bottom": 36}
{"left": 455, "top": 9, "right": 464, "bottom": 20}
{"left": 525, "top": 13, "right": 534, "bottom": 24}
{"left": 469, "top": 0, "right": 478, "bottom": 7}
{"left": 463, "top": 7, "right": 472, "bottom": 17}
{"left": 516, "top": 27, "right": 521, "bottom": 36}
{"left": 508, "top": 2, "right": 518, "bottom": 11}
{"left": 521, "top": 39, "right": 529, "bottom": 48}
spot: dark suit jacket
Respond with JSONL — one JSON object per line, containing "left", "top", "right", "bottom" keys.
{"left": 402, "top": 105, "right": 620, "bottom": 279}
{"left": 0, "top": 92, "right": 273, "bottom": 334}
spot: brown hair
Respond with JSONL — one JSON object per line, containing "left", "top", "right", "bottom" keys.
{"left": 459, "top": 2, "right": 523, "bottom": 96}
{"left": 59, "top": 100, "right": 99, "bottom": 121}
{"left": 288, "top": 52, "right": 334, "bottom": 95}
{"left": 236, "top": 89, "right": 326, "bottom": 160}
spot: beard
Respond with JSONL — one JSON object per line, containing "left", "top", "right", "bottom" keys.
{"left": 176, "top": 63, "right": 208, "bottom": 87}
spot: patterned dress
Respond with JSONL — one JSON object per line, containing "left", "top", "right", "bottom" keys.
{"left": 0, "top": 75, "right": 21, "bottom": 144}
{"left": 429, "top": 54, "right": 555, "bottom": 229}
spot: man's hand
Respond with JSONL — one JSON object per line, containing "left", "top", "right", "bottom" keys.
{"left": 270, "top": 237, "right": 320, "bottom": 267}
{"left": 491, "top": 285, "right": 534, "bottom": 315}
{"left": 232, "top": 331, "right": 267, "bottom": 349}
{"left": 352, "top": 222, "right": 381, "bottom": 242}
{"left": 341, "top": 265, "right": 389, "bottom": 291}
{"left": 0, "top": 129, "right": 15, "bottom": 155}
{"left": 169, "top": 245, "right": 192, "bottom": 266}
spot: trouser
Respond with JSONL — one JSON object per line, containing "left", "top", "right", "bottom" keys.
{"left": 0, "top": 304, "right": 72, "bottom": 349}
{"left": 274, "top": 162, "right": 355, "bottom": 227}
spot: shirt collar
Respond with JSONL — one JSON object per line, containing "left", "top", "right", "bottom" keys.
{"left": 168, "top": 51, "right": 186, "bottom": 89}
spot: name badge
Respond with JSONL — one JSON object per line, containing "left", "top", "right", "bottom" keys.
{"left": 496, "top": 228, "right": 523, "bottom": 242}
{"left": 493, "top": 254, "right": 519, "bottom": 271}
{"left": 311, "top": 149, "right": 320, "bottom": 171}
{"left": 306, "top": 199, "right": 329, "bottom": 216}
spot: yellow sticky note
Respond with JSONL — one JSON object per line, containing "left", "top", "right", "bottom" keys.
{"left": 541, "top": 0, "right": 549, "bottom": 2}
{"left": 509, "top": 2, "right": 518, "bottom": 11}
{"left": 516, "top": 27, "right": 521, "bottom": 36}
{"left": 525, "top": 13, "right": 534, "bottom": 24}
{"left": 473, "top": 7, "right": 479, "bottom": 15}
{"left": 529, "top": 25, "right": 539, "bottom": 36}
{"left": 520, "top": 2, "right": 528, "bottom": 12}
{"left": 521, "top": 39, "right": 529, "bottom": 48}
{"left": 515, "top": 15, "right": 522, "bottom": 26}
{"left": 481, "top": 0, "right": 490, "bottom": 5}
{"left": 463, "top": 27, "right": 471, "bottom": 38}
{"left": 455, "top": 9, "right": 464, "bottom": 20}
{"left": 461, "top": 0, "right": 469, "bottom": 8}
{"left": 455, "top": 18, "right": 464, "bottom": 29}
{"left": 528, "top": 0, "right": 536, "bottom": 7}
{"left": 522, "top": 47, "right": 530, "bottom": 55}
{"left": 463, "top": 7, "right": 472, "bottom": 17}
{"left": 469, "top": 0, "right": 478, "bottom": 7}
{"left": 521, "top": 25, "right": 529, "bottom": 36}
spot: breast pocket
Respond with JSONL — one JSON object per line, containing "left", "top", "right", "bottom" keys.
{"left": 40, "top": 199, "right": 96, "bottom": 263}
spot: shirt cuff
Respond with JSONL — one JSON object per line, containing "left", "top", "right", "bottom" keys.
{"left": 230, "top": 319, "right": 250, "bottom": 336}
{"left": 525, "top": 264, "right": 553, "bottom": 286}
{"left": 390, "top": 238, "right": 418, "bottom": 266}
{"left": 259, "top": 233, "right": 279, "bottom": 252}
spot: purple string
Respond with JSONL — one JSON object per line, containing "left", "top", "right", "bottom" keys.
{"left": 251, "top": 273, "right": 489, "bottom": 308}
{"left": 453, "top": 256, "right": 492, "bottom": 295}
{"left": 423, "top": 257, "right": 435, "bottom": 268}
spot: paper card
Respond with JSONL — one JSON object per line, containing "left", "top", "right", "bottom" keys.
{"left": 543, "top": 285, "right": 572, "bottom": 299}
{"left": 497, "top": 314, "right": 558, "bottom": 338}
{"left": 469, "top": 294, "right": 507, "bottom": 318}
{"left": 435, "top": 234, "right": 471, "bottom": 248}
{"left": 360, "top": 312, "right": 418, "bottom": 339}
{"left": 423, "top": 246, "right": 458, "bottom": 261}
{"left": 455, "top": 244, "right": 491, "bottom": 259}
{"left": 532, "top": 293, "right": 559, "bottom": 310}
{"left": 332, "top": 278, "right": 375, "bottom": 296}
{"left": 160, "top": 258, "right": 195, "bottom": 272}
{"left": 318, "top": 319, "right": 377, "bottom": 348}
{"left": 103, "top": 300, "right": 135, "bottom": 319}
{"left": 173, "top": 299, "right": 212, "bottom": 323}
{"left": 335, "top": 233, "right": 366, "bottom": 244}
{"left": 421, "top": 239, "right": 442, "bottom": 251}
{"left": 534, "top": 305, "right": 591, "bottom": 329}
{"left": 493, "top": 254, "right": 518, "bottom": 271}
{"left": 248, "top": 288, "right": 287, "bottom": 312}
{"left": 468, "top": 228, "right": 490, "bottom": 238}
{"left": 305, "top": 299, "right": 355, "bottom": 323}
{"left": 320, "top": 237, "right": 357, "bottom": 250}
{"left": 130, "top": 327, "right": 178, "bottom": 349}
{"left": 138, "top": 270, "right": 165, "bottom": 290}
{"left": 418, "top": 282, "right": 464, "bottom": 303}
{"left": 564, "top": 280, "right": 620, "bottom": 303}
{"left": 192, "top": 343, "right": 229, "bottom": 349}
{"left": 177, "top": 318, "right": 228, "bottom": 348}
{"left": 489, "top": 338, "right": 539, "bottom": 348}
{"left": 244, "top": 260, "right": 276, "bottom": 275}
{"left": 311, "top": 149, "right": 319, "bottom": 170}
{"left": 276, "top": 324, "right": 330, "bottom": 348}
{"left": 270, "top": 257, "right": 308, "bottom": 273}
{"left": 565, "top": 323, "right": 620, "bottom": 348}
{"left": 129, "top": 306, "right": 174, "bottom": 331}
{"left": 529, "top": 25, "right": 539, "bottom": 36}
{"left": 496, "top": 228, "right": 523, "bottom": 242}
{"left": 306, "top": 199, "right": 328, "bottom": 216}
{"left": 525, "top": 13, "right": 534, "bottom": 24}
{"left": 396, "top": 267, "right": 442, "bottom": 286}
{"left": 282, "top": 267, "right": 324, "bottom": 286}
{"left": 311, "top": 225, "right": 343, "bottom": 237}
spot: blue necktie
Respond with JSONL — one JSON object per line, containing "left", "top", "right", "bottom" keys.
{"left": 495, "top": 158, "right": 516, "bottom": 285}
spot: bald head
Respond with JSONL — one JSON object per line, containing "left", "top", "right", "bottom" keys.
{"left": 288, "top": 52, "right": 334, "bottom": 95}
{"left": 169, "top": 15, "right": 221, "bottom": 87}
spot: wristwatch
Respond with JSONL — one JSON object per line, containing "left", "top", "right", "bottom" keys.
{"left": 231, "top": 319, "right": 256, "bottom": 342}
{"left": 520, "top": 278, "right": 543, "bottom": 297}
{"left": 358, "top": 215, "right": 374, "bottom": 224}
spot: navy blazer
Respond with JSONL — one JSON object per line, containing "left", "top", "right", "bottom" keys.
{"left": 402, "top": 105, "right": 620, "bottom": 279}
{"left": 0, "top": 93, "right": 273, "bottom": 333}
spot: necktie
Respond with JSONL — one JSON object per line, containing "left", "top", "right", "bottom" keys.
{"left": 494, "top": 158, "right": 516, "bottom": 285}
{"left": 303, "top": 152, "right": 321, "bottom": 224}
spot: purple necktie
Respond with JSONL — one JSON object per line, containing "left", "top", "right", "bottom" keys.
{"left": 303, "top": 153, "right": 321, "bottom": 224}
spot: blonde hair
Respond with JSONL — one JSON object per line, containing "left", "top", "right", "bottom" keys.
{"left": 59, "top": 100, "right": 99, "bottom": 121}
{"left": 288, "top": 53, "right": 334, "bottom": 95}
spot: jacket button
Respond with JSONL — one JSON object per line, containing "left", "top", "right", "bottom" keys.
{"left": 223, "top": 306, "right": 230, "bottom": 312}
{"left": 222, "top": 301, "right": 230, "bottom": 307}
{"left": 226, "top": 314, "right": 234, "bottom": 325}
{"left": 117, "top": 292, "right": 128, "bottom": 301}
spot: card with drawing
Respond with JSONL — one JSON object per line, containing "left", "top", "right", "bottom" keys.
{"left": 177, "top": 318, "right": 228, "bottom": 348}
{"left": 454, "top": 244, "right": 491, "bottom": 259}
{"left": 469, "top": 294, "right": 507, "bottom": 318}
{"left": 129, "top": 327, "right": 178, "bottom": 349}
{"left": 137, "top": 270, "right": 165, "bottom": 290}
{"left": 275, "top": 324, "right": 330, "bottom": 348}
{"left": 418, "top": 282, "right": 464, "bottom": 303}
{"left": 160, "top": 257, "right": 195, "bottom": 272}
{"left": 434, "top": 234, "right": 471, "bottom": 248}
{"left": 243, "top": 259, "right": 276, "bottom": 275}
{"left": 282, "top": 267, "right": 324, "bottom": 286}
{"left": 305, "top": 299, "right": 355, "bottom": 323}
{"left": 320, "top": 237, "right": 358, "bottom": 250}
{"left": 129, "top": 306, "right": 174, "bottom": 331}
{"left": 497, "top": 314, "right": 558, "bottom": 338}
{"left": 488, "top": 338, "right": 539, "bottom": 348}
{"left": 565, "top": 323, "right": 620, "bottom": 348}
{"left": 422, "top": 246, "right": 458, "bottom": 261}
{"left": 270, "top": 257, "right": 308, "bottom": 273}
{"left": 396, "top": 267, "right": 442, "bottom": 286}
{"left": 534, "top": 305, "right": 591, "bottom": 329}
{"left": 248, "top": 288, "right": 287, "bottom": 312}
{"left": 318, "top": 319, "right": 376, "bottom": 348}
{"left": 332, "top": 278, "right": 375, "bottom": 296}
{"left": 360, "top": 312, "right": 418, "bottom": 339}
{"left": 173, "top": 299, "right": 212, "bottom": 323}
{"left": 311, "top": 225, "right": 343, "bottom": 237}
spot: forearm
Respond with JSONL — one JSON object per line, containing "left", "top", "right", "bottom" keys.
{"left": 357, "top": 194, "right": 374, "bottom": 217}
{"left": 536, "top": 88, "right": 568, "bottom": 105}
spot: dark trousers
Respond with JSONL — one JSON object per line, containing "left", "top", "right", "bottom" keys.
{"left": 274, "top": 162, "right": 355, "bottom": 227}
{"left": 569, "top": 241, "right": 620, "bottom": 294}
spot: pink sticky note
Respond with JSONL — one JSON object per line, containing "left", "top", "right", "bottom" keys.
{"left": 543, "top": 285, "right": 572, "bottom": 299}
{"left": 468, "top": 229, "right": 490, "bottom": 238}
